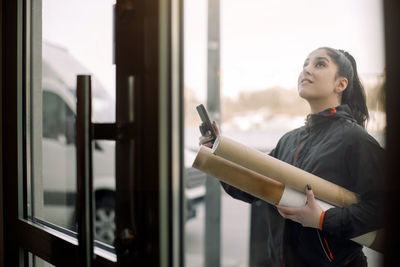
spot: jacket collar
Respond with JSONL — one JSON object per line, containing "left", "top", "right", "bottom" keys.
{"left": 305, "top": 104, "right": 356, "bottom": 129}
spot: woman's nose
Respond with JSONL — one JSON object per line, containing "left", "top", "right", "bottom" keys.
{"left": 303, "top": 65, "right": 312, "bottom": 76}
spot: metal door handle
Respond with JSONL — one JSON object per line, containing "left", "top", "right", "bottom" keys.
{"left": 76, "top": 75, "right": 94, "bottom": 266}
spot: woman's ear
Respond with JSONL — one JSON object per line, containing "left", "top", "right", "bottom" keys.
{"left": 335, "top": 77, "right": 348, "bottom": 94}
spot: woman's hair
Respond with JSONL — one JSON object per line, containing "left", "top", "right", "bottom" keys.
{"left": 320, "top": 47, "right": 369, "bottom": 128}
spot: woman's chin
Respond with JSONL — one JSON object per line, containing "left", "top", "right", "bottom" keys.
{"left": 298, "top": 92, "right": 318, "bottom": 104}
{"left": 298, "top": 89, "right": 309, "bottom": 99}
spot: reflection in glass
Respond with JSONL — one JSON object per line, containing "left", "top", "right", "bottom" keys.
{"left": 42, "top": 89, "right": 77, "bottom": 231}
{"left": 27, "top": 0, "right": 117, "bottom": 247}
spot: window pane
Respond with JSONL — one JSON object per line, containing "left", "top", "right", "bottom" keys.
{"left": 28, "top": 0, "right": 116, "bottom": 247}
{"left": 184, "top": 0, "right": 385, "bottom": 266}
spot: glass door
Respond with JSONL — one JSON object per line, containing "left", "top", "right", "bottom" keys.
{"left": 2, "top": 0, "right": 182, "bottom": 266}
{"left": 32, "top": 0, "right": 116, "bottom": 243}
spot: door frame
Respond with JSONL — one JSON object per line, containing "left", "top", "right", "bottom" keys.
{"left": 383, "top": 0, "right": 400, "bottom": 266}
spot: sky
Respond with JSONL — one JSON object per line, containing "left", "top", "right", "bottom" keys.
{"left": 42, "top": 0, "right": 385, "bottom": 101}
{"left": 185, "top": 0, "right": 385, "bottom": 100}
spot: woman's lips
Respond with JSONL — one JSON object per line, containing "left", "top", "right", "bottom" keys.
{"left": 301, "top": 78, "right": 313, "bottom": 84}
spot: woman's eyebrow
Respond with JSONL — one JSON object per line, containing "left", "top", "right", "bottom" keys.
{"left": 315, "top": 56, "right": 330, "bottom": 62}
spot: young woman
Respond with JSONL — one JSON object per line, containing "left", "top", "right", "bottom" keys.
{"left": 199, "top": 47, "right": 384, "bottom": 266}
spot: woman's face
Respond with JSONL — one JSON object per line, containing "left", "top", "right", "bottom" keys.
{"left": 298, "top": 49, "right": 341, "bottom": 101}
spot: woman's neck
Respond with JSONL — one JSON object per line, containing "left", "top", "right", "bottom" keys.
{"left": 308, "top": 98, "right": 340, "bottom": 114}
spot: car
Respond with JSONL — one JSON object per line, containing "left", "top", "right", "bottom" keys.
{"left": 40, "top": 41, "right": 205, "bottom": 245}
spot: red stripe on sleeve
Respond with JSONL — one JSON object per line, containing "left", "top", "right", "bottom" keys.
{"left": 319, "top": 211, "right": 326, "bottom": 230}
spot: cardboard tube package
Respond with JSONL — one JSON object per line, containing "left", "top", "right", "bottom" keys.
{"left": 193, "top": 146, "right": 285, "bottom": 204}
{"left": 193, "top": 146, "right": 383, "bottom": 252}
{"left": 212, "top": 136, "right": 358, "bottom": 207}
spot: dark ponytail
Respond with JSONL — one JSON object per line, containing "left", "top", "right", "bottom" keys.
{"left": 321, "top": 47, "right": 369, "bottom": 128}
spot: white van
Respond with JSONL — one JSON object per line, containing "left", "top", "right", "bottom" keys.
{"left": 41, "top": 42, "right": 205, "bottom": 245}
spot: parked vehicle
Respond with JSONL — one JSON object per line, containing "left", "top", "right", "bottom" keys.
{"left": 41, "top": 42, "right": 205, "bottom": 245}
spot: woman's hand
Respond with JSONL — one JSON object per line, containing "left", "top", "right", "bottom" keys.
{"left": 276, "top": 185, "right": 323, "bottom": 229}
{"left": 198, "top": 121, "right": 220, "bottom": 148}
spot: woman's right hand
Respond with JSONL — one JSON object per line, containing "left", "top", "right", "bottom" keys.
{"left": 198, "top": 121, "right": 220, "bottom": 148}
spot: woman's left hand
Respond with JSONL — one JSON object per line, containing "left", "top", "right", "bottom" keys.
{"left": 276, "top": 185, "right": 323, "bottom": 229}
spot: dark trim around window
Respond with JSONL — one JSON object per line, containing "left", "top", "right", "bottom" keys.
{"left": 3, "top": 0, "right": 26, "bottom": 265}
{"left": 0, "top": 0, "right": 4, "bottom": 265}
{"left": 383, "top": 1, "right": 400, "bottom": 266}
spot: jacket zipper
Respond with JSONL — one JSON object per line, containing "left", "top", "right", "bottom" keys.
{"left": 316, "top": 229, "right": 334, "bottom": 262}
{"left": 292, "top": 143, "right": 304, "bottom": 166}
{"left": 294, "top": 142, "right": 334, "bottom": 263}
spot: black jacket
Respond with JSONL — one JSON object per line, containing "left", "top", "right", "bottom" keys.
{"left": 221, "top": 105, "right": 384, "bottom": 266}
